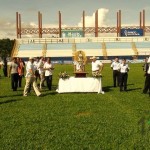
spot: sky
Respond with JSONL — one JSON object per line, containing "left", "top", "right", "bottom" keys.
{"left": 0, "top": 0, "right": 150, "bottom": 39}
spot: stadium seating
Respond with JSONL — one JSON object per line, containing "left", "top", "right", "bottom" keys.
{"left": 12, "top": 37, "right": 150, "bottom": 58}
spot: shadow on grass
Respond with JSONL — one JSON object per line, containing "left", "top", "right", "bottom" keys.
{"left": 40, "top": 91, "right": 58, "bottom": 97}
{"left": 128, "top": 83, "right": 134, "bottom": 86}
{"left": 127, "top": 87, "right": 142, "bottom": 91}
{"left": 0, "top": 99, "right": 23, "bottom": 105}
{"left": 103, "top": 86, "right": 114, "bottom": 92}
{"left": 15, "top": 89, "right": 24, "bottom": 91}
{"left": 0, "top": 94, "right": 23, "bottom": 99}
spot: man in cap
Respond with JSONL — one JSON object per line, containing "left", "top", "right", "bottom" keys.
{"left": 23, "top": 57, "right": 41, "bottom": 97}
{"left": 91, "top": 56, "right": 103, "bottom": 75}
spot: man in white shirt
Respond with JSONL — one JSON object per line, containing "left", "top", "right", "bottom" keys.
{"left": 23, "top": 57, "right": 41, "bottom": 97}
{"left": 111, "top": 57, "right": 121, "bottom": 87}
{"left": 9, "top": 57, "right": 19, "bottom": 91}
{"left": 38, "top": 57, "right": 45, "bottom": 89}
{"left": 44, "top": 58, "right": 54, "bottom": 90}
{"left": 143, "top": 56, "right": 150, "bottom": 96}
{"left": 34, "top": 57, "right": 40, "bottom": 82}
{"left": 119, "top": 58, "right": 130, "bottom": 92}
{"left": 91, "top": 56, "right": 103, "bottom": 75}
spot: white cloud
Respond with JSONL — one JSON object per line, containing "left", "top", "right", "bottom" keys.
{"left": 21, "top": 22, "right": 67, "bottom": 28}
{"left": 0, "top": 19, "right": 68, "bottom": 39}
{"left": 0, "top": 7, "right": 149, "bottom": 39}
{"left": 0, "top": 19, "right": 16, "bottom": 39}
{"left": 78, "top": 8, "right": 109, "bottom": 27}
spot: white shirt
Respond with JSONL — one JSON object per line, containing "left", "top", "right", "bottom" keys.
{"left": 33, "top": 61, "right": 39, "bottom": 70}
{"left": 120, "top": 64, "right": 129, "bottom": 73}
{"left": 25, "top": 61, "right": 35, "bottom": 77}
{"left": 147, "top": 57, "right": 150, "bottom": 74}
{"left": 92, "top": 60, "right": 103, "bottom": 71}
{"left": 147, "top": 66, "right": 150, "bottom": 74}
{"left": 44, "top": 62, "right": 53, "bottom": 76}
{"left": 111, "top": 61, "right": 120, "bottom": 70}
{"left": 38, "top": 59, "right": 45, "bottom": 74}
{"left": 147, "top": 57, "right": 150, "bottom": 63}
{"left": 10, "top": 62, "right": 18, "bottom": 74}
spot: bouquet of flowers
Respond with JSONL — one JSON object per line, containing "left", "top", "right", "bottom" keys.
{"left": 92, "top": 71, "right": 102, "bottom": 78}
{"left": 59, "top": 71, "right": 70, "bottom": 79}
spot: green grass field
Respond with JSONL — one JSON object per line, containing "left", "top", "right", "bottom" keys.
{"left": 0, "top": 63, "right": 150, "bottom": 150}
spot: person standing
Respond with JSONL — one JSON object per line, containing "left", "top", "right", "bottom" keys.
{"left": 9, "top": 57, "right": 19, "bottom": 91}
{"left": 2, "top": 58, "right": 8, "bottom": 77}
{"left": 111, "top": 57, "right": 121, "bottom": 87}
{"left": 38, "top": 57, "right": 45, "bottom": 89}
{"left": 18, "top": 58, "right": 25, "bottom": 87}
{"left": 142, "top": 57, "right": 149, "bottom": 74}
{"left": 44, "top": 58, "right": 54, "bottom": 90}
{"left": 34, "top": 57, "right": 40, "bottom": 83}
{"left": 143, "top": 56, "right": 150, "bottom": 95}
{"left": 119, "top": 58, "right": 130, "bottom": 92}
{"left": 23, "top": 57, "right": 41, "bottom": 97}
{"left": 91, "top": 56, "right": 103, "bottom": 75}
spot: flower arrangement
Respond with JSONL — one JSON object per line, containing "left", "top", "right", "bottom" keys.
{"left": 92, "top": 71, "right": 102, "bottom": 78}
{"left": 59, "top": 71, "right": 70, "bottom": 79}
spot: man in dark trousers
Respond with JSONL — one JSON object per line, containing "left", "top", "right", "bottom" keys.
{"left": 2, "top": 58, "right": 8, "bottom": 77}
{"left": 111, "top": 57, "right": 121, "bottom": 87}
{"left": 9, "top": 57, "right": 19, "bottom": 91}
{"left": 119, "top": 58, "right": 130, "bottom": 92}
{"left": 143, "top": 56, "right": 150, "bottom": 96}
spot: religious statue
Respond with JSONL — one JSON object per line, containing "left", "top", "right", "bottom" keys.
{"left": 73, "top": 50, "right": 87, "bottom": 77}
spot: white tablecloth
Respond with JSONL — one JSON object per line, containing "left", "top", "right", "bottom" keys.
{"left": 57, "top": 77, "right": 104, "bottom": 93}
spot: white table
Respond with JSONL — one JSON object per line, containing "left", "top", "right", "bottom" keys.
{"left": 57, "top": 77, "right": 104, "bottom": 94}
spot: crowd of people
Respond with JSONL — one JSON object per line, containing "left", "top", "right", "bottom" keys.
{"left": 0, "top": 57, "right": 54, "bottom": 97}
{"left": 110, "top": 56, "right": 150, "bottom": 95}
{"left": 0, "top": 56, "right": 150, "bottom": 97}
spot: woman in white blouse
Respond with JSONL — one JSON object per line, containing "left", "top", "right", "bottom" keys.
{"left": 119, "top": 58, "right": 130, "bottom": 92}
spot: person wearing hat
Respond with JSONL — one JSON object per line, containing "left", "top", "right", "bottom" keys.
{"left": 23, "top": 57, "right": 41, "bottom": 97}
{"left": 91, "top": 56, "right": 103, "bottom": 75}
{"left": 143, "top": 56, "right": 150, "bottom": 96}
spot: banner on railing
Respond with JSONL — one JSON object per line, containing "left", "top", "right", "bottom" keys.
{"left": 61, "top": 30, "right": 83, "bottom": 38}
{"left": 121, "top": 29, "right": 143, "bottom": 37}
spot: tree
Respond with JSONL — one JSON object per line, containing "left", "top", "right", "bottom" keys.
{"left": 0, "top": 39, "right": 15, "bottom": 59}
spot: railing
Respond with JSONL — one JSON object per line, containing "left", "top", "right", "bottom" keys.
{"left": 21, "top": 26, "right": 150, "bottom": 34}
{"left": 17, "top": 36, "right": 150, "bottom": 45}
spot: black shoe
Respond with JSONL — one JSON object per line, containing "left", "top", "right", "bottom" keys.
{"left": 143, "top": 92, "right": 147, "bottom": 94}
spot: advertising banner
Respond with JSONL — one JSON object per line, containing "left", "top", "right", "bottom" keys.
{"left": 61, "top": 30, "right": 83, "bottom": 38}
{"left": 121, "top": 29, "right": 143, "bottom": 37}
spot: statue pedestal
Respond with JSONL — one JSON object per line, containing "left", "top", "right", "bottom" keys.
{"left": 74, "top": 72, "right": 88, "bottom": 78}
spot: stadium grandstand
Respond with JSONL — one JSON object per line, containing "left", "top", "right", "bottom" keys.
{"left": 11, "top": 36, "right": 150, "bottom": 62}
{"left": 12, "top": 10, "right": 150, "bottom": 62}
